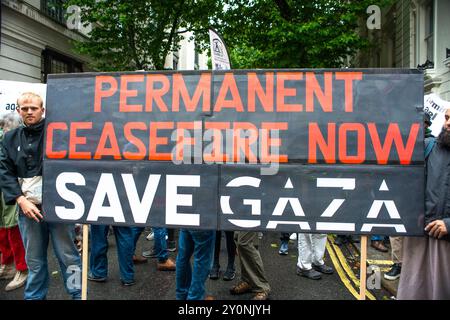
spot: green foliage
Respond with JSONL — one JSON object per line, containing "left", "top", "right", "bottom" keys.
{"left": 68, "top": 0, "right": 393, "bottom": 71}
{"left": 214, "top": 0, "right": 394, "bottom": 68}
{"left": 67, "top": 0, "right": 218, "bottom": 71}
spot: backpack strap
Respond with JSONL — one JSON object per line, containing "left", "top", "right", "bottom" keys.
{"left": 425, "top": 137, "right": 436, "bottom": 159}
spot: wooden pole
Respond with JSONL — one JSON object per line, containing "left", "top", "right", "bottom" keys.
{"left": 81, "top": 224, "right": 89, "bottom": 300}
{"left": 359, "top": 235, "right": 368, "bottom": 300}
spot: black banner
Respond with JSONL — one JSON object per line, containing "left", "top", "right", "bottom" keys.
{"left": 43, "top": 69, "right": 424, "bottom": 236}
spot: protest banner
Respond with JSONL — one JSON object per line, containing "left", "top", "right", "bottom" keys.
{"left": 0, "top": 80, "right": 47, "bottom": 116}
{"left": 42, "top": 69, "right": 424, "bottom": 237}
{"left": 424, "top": 93, "right": 450, "bottom": 137}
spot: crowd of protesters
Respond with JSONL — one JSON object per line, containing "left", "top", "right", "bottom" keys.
{"left": 0, "top": 92, "right": 449, "bottom": 300}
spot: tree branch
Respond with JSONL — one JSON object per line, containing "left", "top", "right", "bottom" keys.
{"left": 161, "top": 0, "right": 185, "bottom": 69}
{"left": 273, "top": 0, "right": 292, "bottom": 21}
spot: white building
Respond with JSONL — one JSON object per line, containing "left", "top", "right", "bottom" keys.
{"left": 359, "top": 0, "right": 450, "bottom": 100}
{"left": 1, "top": 0, "right": 208, "bottom": 84}
{"left": 1, "top": 0, "right": 88, "bottom": 83}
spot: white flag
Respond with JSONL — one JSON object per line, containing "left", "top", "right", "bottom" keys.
{"left": 209, "top": 28, "right": 231, "bottom": 70}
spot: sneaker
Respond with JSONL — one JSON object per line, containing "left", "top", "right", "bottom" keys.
{"left": 384, "top": 263, "right": 401, "bottom": 281}
{"left": 222, "top": 267, "right": 236, "bottom": 281}
{"left": 0, "top": 264, "right": 15, "bottom": 280}
{"left": 289, "top": 233, "right": 297, "bottom": 240}
{"left": 133, "top": 255, "right": 148, "bottom": 264}
{"left": 230, "top": 281, "right": 251, "bottom": 295}
{"left": 157, "top": 258, "right": 176, "bottom": 271}
{"left": 279, "top": 241, "right": 289, "bottom": 255}
{"left": 5, "top": 270, "right": 28, "bottom": 291}
{"left": 167, "top": 241, "right": 177, "bottom": 252}
{"left": 334, "top": 235, "right": 348, "bottom": 246}
{"left": 146, "top": 231, "right": 154, "bottom": 241}
{"left": 296, "top": 266, "right": 322, "bottom": 280}
{"left": 142, "top": 249, "right": 158, "bottom": 258}
{"left": 312, "top": 263, "right": 334, "bottom": 274}
{"left": 209, "top": 266, "right": 220, "bottom": 280}
{"left": 371, "top": 240, "right": 388, "bottom": 252}
{"left": 121, "top": 279, "right": 136, "bottom": 286}
{"left": 88, "top": 274, "right": 107, "bottom": 282}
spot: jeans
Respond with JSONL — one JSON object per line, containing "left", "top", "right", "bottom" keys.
{"left": 131, "top": 226, "right": 145, "bottom": 253}
{"left": 89, "top": 225, "right": 134, "bottom": 283}
{"left": 176, "top": 229, "right": 215, "bottom": 300}
{"left": 153, "top": 227, "right": 168, "bottom": 263}
{"left": 18, "top": 213, "right": 81, "bottom": 300}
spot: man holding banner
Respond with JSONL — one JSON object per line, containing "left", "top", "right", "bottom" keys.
{"left": 397, "top": 108, "right": 450, "bottom": 300}
{"left": 0, "top": 92, "right": 81, "bottom": 300}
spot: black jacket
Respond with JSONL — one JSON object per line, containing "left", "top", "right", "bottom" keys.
{"left": 425, "top": 138, "right": 450, "bottom": 240}
{"left": 0, "top": 119, "right": 45, "bottom": 205}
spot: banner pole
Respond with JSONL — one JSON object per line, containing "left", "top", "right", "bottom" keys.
{"left": 359, "top": 235, "right": 368, "bottom": 300}
{"left": 81, "top": 224, "right": 89, "bottom": 300}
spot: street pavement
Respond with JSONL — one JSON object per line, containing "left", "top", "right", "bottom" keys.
{"left": 0, "top": 230, "right": 393, "bottom": 300}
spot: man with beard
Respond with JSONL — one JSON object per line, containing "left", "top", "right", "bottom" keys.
{"left": 397, "top": 109, "right": 450, "bottom": 299}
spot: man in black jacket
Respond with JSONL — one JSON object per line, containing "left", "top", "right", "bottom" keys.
{"left": 0, "top": 92, "right": 81, "bottom": 300}
{"left": 397, "top": 108, "right": 450, "bottom": 300}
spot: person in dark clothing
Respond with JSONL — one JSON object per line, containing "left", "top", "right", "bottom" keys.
{"left": 0, "top": 92, "right": 81, "bottom": 300}
{"left": 209, "top": 231, "right": 236, "bottom": 281}
{"left": 397, "top": 108, "right": 450, "bottom": 299}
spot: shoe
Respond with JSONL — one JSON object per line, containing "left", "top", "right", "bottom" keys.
{"left": 278, "top": 241, "right": 289, "bottom": 255}
{"left": 252, "top": 291, "right": 269, "bottom": 300}
{"left": 384, "top": 263, "right": 401, "bottom": 281}
{"left": 230, "top": 281, "right": 251, "bottom": 295}
{"left": 371, "top": 240, "right": 388, "bottom": 252}
{"left": 167, "top": 241, "right": 177, "bottom": 252}
{"left": 296, "top": 266, "right": 322, "bottom": 280}
{"left": 289, "top": 233, "right": 297, "bottom": 240}
{"left": 312, "top": 263, "right": 334, "bottom": 274}
{"left": 334, "top": 235, "right": 348, "bottom": 246}
{"left": 133, "top": 255, "right": 148, "bottom": 264}
{"left": 142, "top": 249, "right": 158, "bottom": 258}
{"left": 209, "top": 266, "right": 220, "bottom": 280}
{"left": 222, "top": 267, "right": 236, "bottom": 281}
{"left": 88, "top": 274, "right": 107, "bottom": 282}
{"left": 146, "top": 231, "right": 154, "bottom": 241}
{"left": 0, "top": 264, "right": 15, "bottom": 280}
{"left": 5, "top": 270, "right": 28, "bottom": 291}
{"left": 157, "top": 258, "right": 176, "bottom": 271}
{"left": 121, "top": 279, "right": 136, "bottom": 286}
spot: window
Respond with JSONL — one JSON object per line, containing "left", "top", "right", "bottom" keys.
{"left": 41, "top": 49, "right": 83, "bottom": 83}
{"left": 424, "top": 1, "right": 434, "bottom": 62}
{"left": 41, "top": 0, "right": 66, "bottom": 25}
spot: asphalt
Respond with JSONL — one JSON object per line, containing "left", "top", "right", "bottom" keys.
{"left": 342, "top": 237, "right": 398, "bottom": 298}
{"left": 0, "top": 230, "right": 394, "bottom": 300}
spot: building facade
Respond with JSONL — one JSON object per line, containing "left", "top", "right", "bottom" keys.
{"left": 358, "top": 0, "right": 450, "bottom": 100}
{"left": 1, "top": 0, "right": 208, "bottom": 84}
{"left": 1, "top": 0, "right": 88, "bottom": 83}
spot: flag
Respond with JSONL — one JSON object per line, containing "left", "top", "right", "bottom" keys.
{"left": 209, "top": 28, "right": 231, "bottom": 70}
